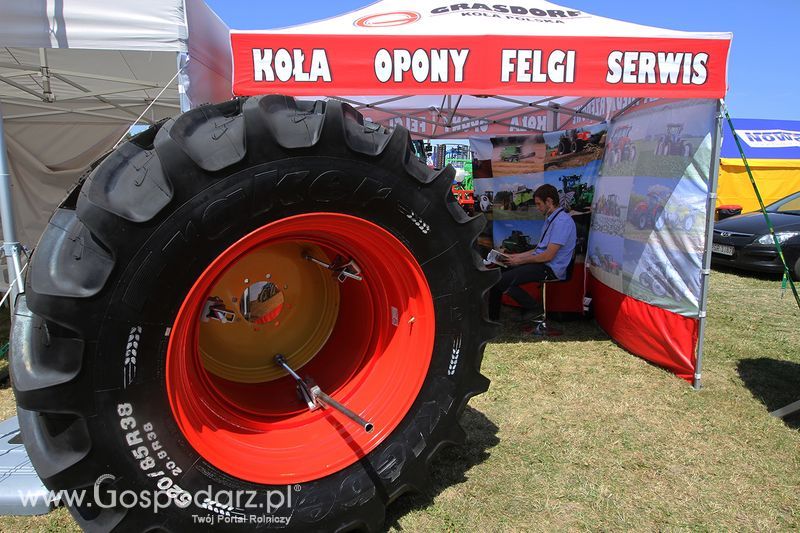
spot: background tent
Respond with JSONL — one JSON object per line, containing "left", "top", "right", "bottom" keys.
{"left": 229, "top": 0, "right": 732, "bottom": 387}
{"left": 718, "top": 118, "right": 800, "bottom": 212}
{"left": 0, "top": 0, "right": 232, "bottom": 262}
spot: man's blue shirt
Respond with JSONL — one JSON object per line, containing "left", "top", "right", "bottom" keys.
{"left": 532, "top": 208, "right": 576, "bottom": 279}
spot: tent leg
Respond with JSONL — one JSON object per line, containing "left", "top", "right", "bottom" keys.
{"left": 0, "top": 105, "right": 24, "bottom": 312}
{"left": 177, "top": 52, "right": 191, "bottom": 112}
{"left": 693, "top": 100, "right": 724, "bottom": 390}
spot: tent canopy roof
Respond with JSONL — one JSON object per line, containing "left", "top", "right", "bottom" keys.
{"left": 0, "top": 0, "right": 232, "bottom": 126}
{"left": 244, "top": 0, "right": 730, "bottom": 39}
{"left": 231, "top": 0, "right": 732, "bottom": 100}
{"left": 0, "top": 0, "right": 188, "bottom": 52}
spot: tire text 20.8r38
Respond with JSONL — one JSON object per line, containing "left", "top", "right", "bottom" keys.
{"left": 12, "top": 96, "right": 499, "bottom": 532}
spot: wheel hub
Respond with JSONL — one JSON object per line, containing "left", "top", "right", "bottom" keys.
{"left": 199, "top": 241, "right": 340, "bottom": 383}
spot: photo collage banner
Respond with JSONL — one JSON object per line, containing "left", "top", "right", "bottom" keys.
{"left": 470, "top": 124, "right": 607, "bottom": 261}
{"left": 470, "top": 98, "right": 717, "bottom": 318}
{"left": 588, "top": 99, "right": 717, "bottom": 317}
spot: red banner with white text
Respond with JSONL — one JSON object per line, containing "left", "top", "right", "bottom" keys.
{"left": 232, "top": 34, "right": 731, "bottom": 98}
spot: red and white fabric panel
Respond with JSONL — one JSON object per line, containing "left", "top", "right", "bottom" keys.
{"left": 231, "top": 33, "right": 730, "bottom": 99}
{"left": 589, "top": 274, "right": 697, "bottom": 382}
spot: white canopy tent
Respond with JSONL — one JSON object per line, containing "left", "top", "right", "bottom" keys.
{"left": 0, "top": 0, "right": 232, "bottom": 300}
{"left": 229, "top": 0, "right": 732, "bottom": 388}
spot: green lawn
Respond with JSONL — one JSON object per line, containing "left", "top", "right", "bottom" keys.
{"left": 0, "top": 269, "right": 798, "bottom": 531}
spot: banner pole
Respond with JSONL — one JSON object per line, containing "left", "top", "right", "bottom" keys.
{"left": 0, "top": 105, "right": 25, "bottom": 312}
{"left": 693, "top": 100, "right": 724, "bottom": 390}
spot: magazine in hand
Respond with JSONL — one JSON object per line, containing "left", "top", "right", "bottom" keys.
{"left": 483, "top": 249, "right": 509, "bottom": 267}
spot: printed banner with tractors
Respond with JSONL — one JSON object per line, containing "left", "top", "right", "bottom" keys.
{"left": 588, "top": 99, "right": 717, "bottom": 318}
{"left": 587, "top": 98, "right": 718, "bottom": 380}
{"left": 471, "top": 98, "right": 717, "bottom": 380}
{"left": 472, "top": 124, "right": 606, "bottom": 263}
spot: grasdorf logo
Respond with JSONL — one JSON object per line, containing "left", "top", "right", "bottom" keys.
{"left": 354, "top": 11, "right": 421, "bottom": 28}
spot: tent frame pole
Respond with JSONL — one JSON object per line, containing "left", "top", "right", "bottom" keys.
{"left": 337, "top": 95, "right": 599, "bottom": 138}
{"left": 0, "top": 62, "right": 163, "bottom": 89}
{"left": 693, "top": 99, "right": 724, "bottom": 390}
{"left": 0, "top": 105, "right": 25, "bottom": 310}
{"left": 178, "top": 52, "right": 191, "bottom": 112}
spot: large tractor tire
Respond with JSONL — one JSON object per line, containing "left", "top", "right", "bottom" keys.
{"left": 11, "top": 96, "right": 499, "bottom": 532}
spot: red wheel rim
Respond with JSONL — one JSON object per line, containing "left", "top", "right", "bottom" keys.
{"left": 166, "top": 213, "right": 435, "bottom": 484}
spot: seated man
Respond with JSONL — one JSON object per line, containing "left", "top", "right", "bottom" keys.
{"left": 488, "top": 184, "right": 577, "bottom": 321}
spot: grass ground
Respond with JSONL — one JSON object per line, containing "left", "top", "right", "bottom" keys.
{"left": 0, "top": 268, "right": 797, "bottom": 531}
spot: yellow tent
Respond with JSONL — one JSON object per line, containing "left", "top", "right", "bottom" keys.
{"left": 717, "top": 119, "right": 800, "bottom": 213}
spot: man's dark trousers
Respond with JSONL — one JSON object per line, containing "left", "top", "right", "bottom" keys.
{"left": 488, "top": 263, "right": 554, "bottom": 320}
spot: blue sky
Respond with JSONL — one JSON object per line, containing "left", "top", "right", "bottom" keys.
{"left": 205, "top": 0, "right": 799, "bottom": 120}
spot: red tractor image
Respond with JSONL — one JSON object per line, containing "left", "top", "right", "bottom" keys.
{"left": 656, "top": 123, "right": 693, "bottom": 157}
{"left": 557, "top": 129, "right": 592, "bottom": 155}
{"left": 606, "top": 124, "right": 636, "bottom": 165}
{"left": 631, "top": 190, "right": 668, "bottom": 230}
{"left": 589, "top": 247, "right": 622, "bottom": 275}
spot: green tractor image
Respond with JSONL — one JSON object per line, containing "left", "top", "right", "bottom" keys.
{"left": 559, "top": 174, "right": 594, "bottom": 212}
{"left": 501, "top": 145, "right": 521, "bottom": 162}
{"left": 596, "top": 193, "right": 622, "bottom": 217}
{"left": 500, "top": 145, "right": 536, "bottom": 162}
{"left": 656, "top": 123, "right": 693, "bottom": 157}
{"left": 512, "top": 185, "right": 535, "bottom": 208}
{"left": 502, "top": 230, "right": 534, "bottom": 253}
{"left": 660, "top": 203, "right": 696, "bottom": 232}
{"left": 494, "top": 190, "right": 517, "bottom": 210}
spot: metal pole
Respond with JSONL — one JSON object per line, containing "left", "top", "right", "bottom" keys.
{"left": 693, "top": 100, "right": 724, "bottom": 390}
{"left": 177, "top": 52, "right": 191, "bottom": 112}
{"left": 0, "top": 105, "right": 25, "bottom": 311}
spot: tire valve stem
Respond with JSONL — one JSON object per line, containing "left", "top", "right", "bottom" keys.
{"left": 274, "top": 355, "right": 374, "bottom": 433}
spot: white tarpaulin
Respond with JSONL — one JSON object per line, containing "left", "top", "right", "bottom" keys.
{"left": 0, "top": 0, "right": 232, "bottom": 249}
